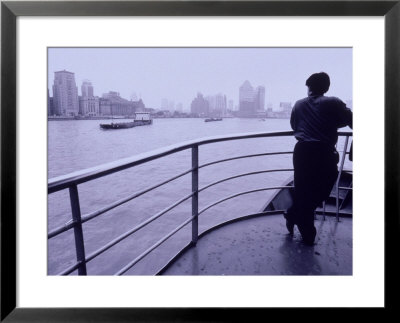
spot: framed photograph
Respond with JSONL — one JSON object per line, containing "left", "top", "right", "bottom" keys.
{"left": 2, "top": 0, "right": 399, "bottom": 321}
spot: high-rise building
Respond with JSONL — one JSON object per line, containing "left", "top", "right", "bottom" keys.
{"left": 214, "top": 93, "right": 227, "bottom": 117}
{"left": 228, "top": 100, "right": 234, "bottom": 111}
{"left": 266, "top": 103, "right": 273, "bottom": 117}
{"left": 206, "top": 93, "right": 227, "bottom": 117}
{"left": 79, "top": 80, "right": 100, "bottom": 116}
{"left": 176, "top": 103, "right": 183, "bottom": 113}
{"left": 168, "top": 100, "right": 175, "bottom": 112}
{"left": 279, "top": 102, "right": 292, "bottom": 118}
{"left": 81, "top": 80, "right": 94, "bottom": 97}
{"left": 190, "top": 93, "right": 209, "bottom": 116}
{"left": 205, "top": 95, "right": 216, "bottom": 111}
{"left": 52, "top": 70, "right": 79, "bottom": 116}
{"left": 47, "top": 89, "right": 52, "bottom": 116}
{"left": 49, "top": 97, "right": 54, "bottom": 116}
{"left": 239, "top": 80, "right": 254, "bottom": 101}
{"left": 161, "top": 98, "right": 169, "bottom": 110}
{"left": 160, "top": 98, "right": 175, "bottom": 112}
{"left": 254, "top": 86, "right": 265, "bottom": 111}
{"left": 280, "top": 102, "right": 292, "bottom": 112}
{"left": 239, "top": 81, "right": 265, "bottom": 117}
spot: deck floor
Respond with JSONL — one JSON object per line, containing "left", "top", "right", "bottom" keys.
{"left": 161, "top": 214, "right": 352, "bottom": 275}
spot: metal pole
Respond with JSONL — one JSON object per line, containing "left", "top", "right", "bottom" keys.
{"left": 69, "top": 184, "right": 87, "bottom": 275}
{"left": 336, "top": 136, "right": 349, "bottom": 222}
{"left": 191, "top": 146, "right": 199, "bottom": 245}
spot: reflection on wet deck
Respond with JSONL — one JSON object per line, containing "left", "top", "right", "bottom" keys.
{"left": 160, "top": 214, "right": 352, "bottom": 275}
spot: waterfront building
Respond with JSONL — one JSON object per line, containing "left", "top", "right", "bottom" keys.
{"left": 266, "top": 103, "right": 273, "bottom": 118}
{"left": 130, "top": 92, "right": 138, "bottom": 101}
{"left": 176, "top": 103, "right": 183, "bottom": 113}
{"left": 52, "top": 70, "right": 79, "bottom": 116}
{"left": 48, "top": 89, "right": 50, "bottom": 115}
{"left": 135, "top": 99, "right": 145, "bottom": 112}
{"left": 265, "top": 102, "right": 292, "bottom": 119}
{"left": 79, "top": 96, "right": 100, "bottom": 116}
{"left": 81, "top": 80, "right": 94, "bottom": 97}
{"left": 280, "top": 102, "right": 292, "bottom": 111}
{"left": 239, "top": 80, "right": 255, "bottom": 116}
{"left": 190, "top": 93, "right": 209, "bottom": 117}
{"left": 206, "top": 93, "right": 227, "bottom": 117}
{"left": 102, "top": 91, "right": 121, "bottom": 100}
{"left": 99, "top": 91, "right": 144, "bottom": 116}
{"left": 254, "top": 86, "right": 266, "bottom": 112}
{"left": 205, "top": 95, "right": 216, "bottom": 112}
{"left": 228, "top": 99, "right": 234, "bottom": 111}
{"left": 160, "top": 98, "right": 176, "bottom": 112}
{"left": 239, "top": 81, "right": 265, "bottom": 117}
{"left": 168, "top": 100, "right": 175, "bottom": 113}
{"left": 47, "top": 89, "right": 54, "bottom": 116}
{"left": 79, "top": 80, "right": 100, "bottom": 116}
{"left": 214, "top": 93, "right": 227, "bottom": 117}
{"left": 154, "top": 110, "right": 172, "bottom": 118}
{"left": 279, "top": 102, "right": 292, "bottom": 118}
{"left": 49, "top": 98, "right": 54, "bottom": 116}
{"left": 161, "top": 98, "right": 169, "bottom": 110}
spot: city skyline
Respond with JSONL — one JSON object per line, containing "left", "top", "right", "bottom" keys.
{"left": 48, "top": 47, "right": 353, "bottom": 110}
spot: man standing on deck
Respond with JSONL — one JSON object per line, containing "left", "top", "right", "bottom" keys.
{"left": 285, "top": 72, "right": 352, "bottom": 245}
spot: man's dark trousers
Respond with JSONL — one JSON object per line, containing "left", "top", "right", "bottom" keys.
{"left": 286, "top": 141, "right": 339, "bottom": 243}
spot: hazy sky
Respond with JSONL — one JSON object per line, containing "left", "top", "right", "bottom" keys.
{"left": 48, "top": 47, "right": 352, "bottom": 110}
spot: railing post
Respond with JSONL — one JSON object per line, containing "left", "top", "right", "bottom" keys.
{"left": 69, "top": 184, "right": 87, "bottom": 275}
{"left": 191, "top": 145, "right": 199, "bottom": 245}
{"left": 336, "top": 135, "right": 349, "bottom": 222}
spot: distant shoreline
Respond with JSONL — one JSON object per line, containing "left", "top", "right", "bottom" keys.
{"left": 48, "top": 116, "right": 290, "bottom": 121}
{"left": 48, "top": 116, "right": 133, "bottom": 121}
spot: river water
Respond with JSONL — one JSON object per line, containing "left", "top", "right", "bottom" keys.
{"left": 48, "top": 118, "right": 350, "bottom": 275}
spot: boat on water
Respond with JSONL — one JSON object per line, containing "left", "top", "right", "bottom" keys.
{"left": 204, "top": 117, "right": 223, "bottom": 122}
{"left": 47, "top": 130, "right": 352, "bottom": 276}
{"left": 100, "top": 112, "right": 152, "bottom": 129}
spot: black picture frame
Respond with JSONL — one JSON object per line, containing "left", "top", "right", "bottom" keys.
{"left": 1, "top": 0, "right": 399, "bottom": 321}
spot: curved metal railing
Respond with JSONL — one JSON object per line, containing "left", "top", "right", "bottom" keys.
{"left": 48, "top": 130, "right": 352, "bottom": 275}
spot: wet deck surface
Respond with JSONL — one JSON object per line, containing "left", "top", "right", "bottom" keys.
{"left": 161, "top": 214, "right": 352, "bottom": 275}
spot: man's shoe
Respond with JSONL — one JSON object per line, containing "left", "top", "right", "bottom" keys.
{"left": 302, "top": 237, "right": 315, "bottom": 246}
{"left": 299, "top": 226, "right": 316, "bottom": 246}
{"left": 286, "top": 219, "right": 294, "bottom": 235}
